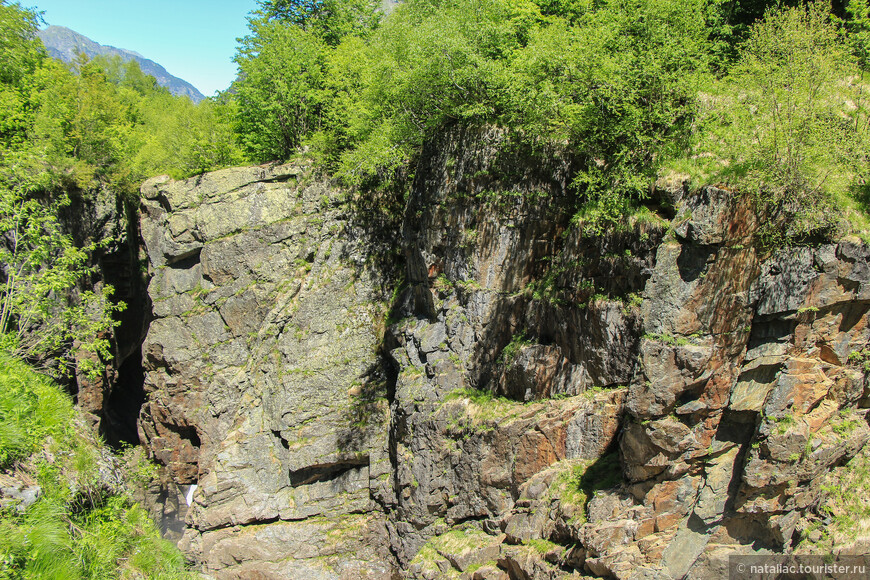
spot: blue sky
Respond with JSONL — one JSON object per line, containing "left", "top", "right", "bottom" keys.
{"left": 30, "top": 0, "right": 260, "bottom": 96}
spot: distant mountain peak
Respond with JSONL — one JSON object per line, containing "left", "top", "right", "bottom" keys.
{"left": 37, "top": 25, "right": 206, "bottom": 103}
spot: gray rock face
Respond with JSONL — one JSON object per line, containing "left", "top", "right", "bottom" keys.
{"left": 611, "top": 188, "right": 870, "bottom": 578}
{"left": 137, "top": 128, "right": 870, "bottom": 579}
{"left": 380, "top": 126, "right": 661, "bottom": 575}
{"left": 0, "top": 473, "right": 41, "bottom": 512}
{"left": 139, "top": 164, "right": 395, "bottom": 578}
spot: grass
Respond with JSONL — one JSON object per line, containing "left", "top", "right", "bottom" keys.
{"left": 775, "top": 413, "right": 796, "bottom": 435}
{"left": 409, "top": 527, "right": 497, "bottom": 578}
{"left": 444, "top": 387, "right": 508, "bottom": 406}
{"left": 442, "top": 387, "right": 534, "bottom": 428}
{"left": 798, "top": 444, "right": 870, "bottom": 552}
{"left": 549, "top": 453, "right": 622, "bottom": 525}
{"left": 643, "top": 333, "right": 691, "bottom": 347}
{"left": 525, "top": 538, "right": 560, "bottom": 555}
{"left": 0, "top": 354, "right": 76, "bottom": 467}
{"left": 498, "top": 331, "right": 531, "bottom": 366}
{"left": 0, "top": 352, "right": 195, "bottom": 580}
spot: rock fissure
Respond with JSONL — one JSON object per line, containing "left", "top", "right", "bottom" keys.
{"left": 289, "top": 458, "right": 371, "bottom": 488}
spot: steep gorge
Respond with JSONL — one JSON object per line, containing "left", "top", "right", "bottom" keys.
{"left": 132, "top": 126, "right": 870, "bottom": 579}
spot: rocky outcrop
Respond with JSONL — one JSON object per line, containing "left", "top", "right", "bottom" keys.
{"left": 138, "top": 164, "right": 396, "bottom": 578}
{"left": 378, "top": 127, "right": 662, "bottom": 573}
{"left": 378, "top": 129, "right": 870, "bottom": 578}
{"left": 136, "top": 127, "right": 870, "bottom": 579}
{"left": 600, "top": 186, "right": 870, "bottom": 580}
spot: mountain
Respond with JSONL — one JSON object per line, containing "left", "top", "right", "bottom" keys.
{"left": 37, "top": 26, "right": 206, "bottom": 103}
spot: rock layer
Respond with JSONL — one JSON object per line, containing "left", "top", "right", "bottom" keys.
{"left": 137, "top": 128, "right": 870, "bottom": 578}
{"left": 139, "top": 164, "right": 395, "bottom": 578}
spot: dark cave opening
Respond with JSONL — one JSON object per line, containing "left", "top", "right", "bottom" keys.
{"left": 289, "top": 457, "right": 370, "bottom": 488}
{"left": 88, "top": 195, "right": 152, "bottom": 450}
{"left": 102, "top": 345, "right": 146, "bottom": 448}
{"left": 173, "top": 423, "right": 201, "bottom": 448}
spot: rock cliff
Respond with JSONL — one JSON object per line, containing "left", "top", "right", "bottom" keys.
{"left": 137, "top": 126, "right": 870, "bottom": 579}
{"left": 138, "top": 163, "right": 396, "bottom": 577}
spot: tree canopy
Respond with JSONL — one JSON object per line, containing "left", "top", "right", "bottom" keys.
{"left": 231, "top": 0, "right": 870, "bottom": 239}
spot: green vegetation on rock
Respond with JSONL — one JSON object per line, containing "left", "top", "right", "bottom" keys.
{"left": 0, "top": 0, "right": 248, "bottom": 371}
{"left": 229, "top": 0, "right": 870, "bottom": 240}
{"left": 550, "top": 453, "right": 621, "bottom": 524}
{"left": 497, "top": 330, "right": 531, "bottom": 366}
{"left": 798, "top": 443, "right": 870, "bottom": 551}
{"left": 667, "top": 2, "right": 870, "bottom": 242}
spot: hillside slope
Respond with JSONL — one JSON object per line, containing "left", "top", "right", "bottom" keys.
{"left": 38, "top": 25, "right": 206, "bottom": 103}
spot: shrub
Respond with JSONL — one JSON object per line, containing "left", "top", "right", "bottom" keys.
{"left": 672, "top": 2, "right": 869, "bottom": 242}
{"left": 733, "top": 3, "right": 856, "bottom": 240}
{"left": 0, "top": 173, "right": 123, "bottom": 376}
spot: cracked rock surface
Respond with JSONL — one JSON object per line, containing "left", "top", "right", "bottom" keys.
{"left": 138, "top": 129, "right": 870, "bottom": 579}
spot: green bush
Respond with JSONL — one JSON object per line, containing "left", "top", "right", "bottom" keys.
{"left": 233, "top": 0, "right": 715, "bottom": 212}
{"left": 668, "top": 2, "right": 870, "bottom": 241}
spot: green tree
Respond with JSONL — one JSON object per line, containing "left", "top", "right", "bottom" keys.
{"left": 129, "top": 91, "right": 245, "bottom": 179}
{"left": 0, "top": 0, "right": 43, "bottom": 85}
{"left": 0, "top": 2, "right": 247, "bottom": 377}
{"left": 0, "top": 157, "right": 122, "bottom": 376}
{"left": 506, "top": 0, "right": 713, "bottom": 227}
{"left": 234, "top": 19, "right": 329, "bottom": 161}
{"left": 846, "top": 0, "right": 870, "bottom": 69}
{"left": 232, "top": 0, "right": 382, "bottom": 163}
{"left": 331, "top": 0, "right": 714, "bottom": 214}
{"left": 0, "top": 1, "right": 43, "bottom": 151}
{"left": 334, "top": 0, "right": 544, "bottom": 184}
{"left": 258, "top": 0, "right": 381, "bottom": 46}
{"left": 728, "top": 3, "right": 859, "bottom": 239}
